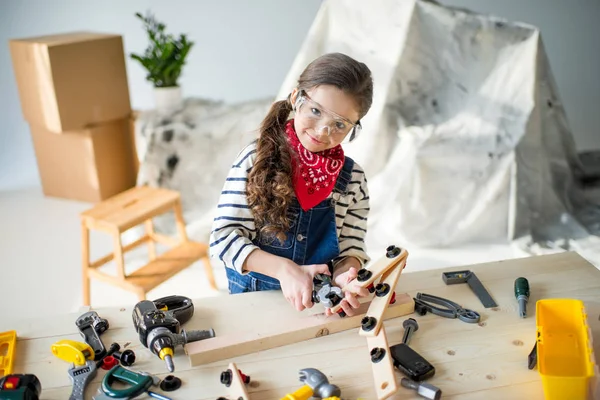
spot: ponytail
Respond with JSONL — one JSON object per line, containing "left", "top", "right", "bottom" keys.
{"left": 247, "top": 98, "right": 295, "bottom": 242}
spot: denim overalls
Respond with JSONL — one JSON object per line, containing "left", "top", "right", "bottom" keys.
{"left": 226, "top": 157, "right": 355, "bottom": 294}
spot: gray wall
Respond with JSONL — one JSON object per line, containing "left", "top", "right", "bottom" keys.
{"left": 1, "top": 0, "right": 598, "bottom": 191}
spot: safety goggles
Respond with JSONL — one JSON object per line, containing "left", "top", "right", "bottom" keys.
{"left": 294, "top": 90, "right": 362, "bottom": 143}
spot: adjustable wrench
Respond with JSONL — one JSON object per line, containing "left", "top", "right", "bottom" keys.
{"left": 67, "top": 360, "right": 97, "bottom": 400}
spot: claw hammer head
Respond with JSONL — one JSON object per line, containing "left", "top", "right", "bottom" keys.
{"left": 299, "top": 368, "right": 341, "bottom": 398}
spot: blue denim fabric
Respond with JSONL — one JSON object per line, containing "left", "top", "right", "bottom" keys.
{"left": 227, "top": 157, "right": 355, "bottom": 294}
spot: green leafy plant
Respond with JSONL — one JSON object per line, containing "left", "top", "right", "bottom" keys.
{"left": 130, "top": 11, "right": 194, "bottom": 88}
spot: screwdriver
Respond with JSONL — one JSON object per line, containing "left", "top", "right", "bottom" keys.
{"left": 514, "top": 277, "right": 530, "bottom": 318}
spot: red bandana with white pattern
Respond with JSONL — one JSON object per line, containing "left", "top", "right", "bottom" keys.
{"left": 286, "top": 119, "right": 345, "bottom": 211}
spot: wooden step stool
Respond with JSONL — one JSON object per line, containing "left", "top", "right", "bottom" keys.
{"left": 80, "top": 186, "right": 216, "bottom": 305}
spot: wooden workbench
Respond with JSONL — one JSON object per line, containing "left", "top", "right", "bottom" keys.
{"left": 3, "top": 252, "right": 599, "bottom": 399}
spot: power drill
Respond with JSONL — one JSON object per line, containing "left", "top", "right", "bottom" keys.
{"left": 132, "top": 295, "right": 215, "bottom": 372}
{"left": 0, "top": 374, "right": 41, "bottom": 400}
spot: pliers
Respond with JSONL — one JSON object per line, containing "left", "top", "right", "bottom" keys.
{"left": 413, "top": 292, "right": 480, "bottom": 323}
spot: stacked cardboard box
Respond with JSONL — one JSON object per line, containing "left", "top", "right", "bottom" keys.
{"left": 9, "top": 31, "right": 137, "bottom": 202}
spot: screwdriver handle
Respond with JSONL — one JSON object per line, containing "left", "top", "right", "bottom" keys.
{"left": 514, "top": 277, "right": 530, "bottom": 318}
{"left": 514, "top": 277, "right": 530, "bottom": 298}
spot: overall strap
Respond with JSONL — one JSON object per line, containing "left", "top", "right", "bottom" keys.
{"left": 333, "top": 156, "right": 355, "bottom": 194}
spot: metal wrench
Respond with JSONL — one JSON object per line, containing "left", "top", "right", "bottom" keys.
{"left": 67, "top": 360, "right": 97, "bottom": 400}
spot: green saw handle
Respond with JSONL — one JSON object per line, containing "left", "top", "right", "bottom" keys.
{"left": 102, "top": 365, "right": 153, "bottom": 398}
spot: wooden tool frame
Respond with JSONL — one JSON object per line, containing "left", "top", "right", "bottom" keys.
{"left": 328, "top": 245, "right": 409, "bottom": 400}
{"left": 219, "top": 362, "right": 250, "bottom": 400}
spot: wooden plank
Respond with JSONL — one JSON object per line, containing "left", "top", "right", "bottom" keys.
{"left": 126, "top": 241, "right": 208, "bottom": 292}
{"left": 360, "top": 258, "right": 406, "bottom": 337}
{"left": 366, "top": 325, "right": 398, "bottom": 399}
{"left": 186, "top": 294, "right": 415, "bottom": 366}
{"left": 80, "top": 186, "right": 180, "bottom": 233}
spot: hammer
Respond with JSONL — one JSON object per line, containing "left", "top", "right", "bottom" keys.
{"left": 283, "top": 368, "right": 341, "bottom": 399}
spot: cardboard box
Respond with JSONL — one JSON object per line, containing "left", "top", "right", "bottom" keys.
{"left": 30, "top": 118, "right": 137, "bottom": 203}
{"left": 10, "top": 32, "right": 131, "bottom": 133}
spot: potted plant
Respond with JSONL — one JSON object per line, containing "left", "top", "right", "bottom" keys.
{"left": 130, "top": 11, "right": 194, "bottom": 113}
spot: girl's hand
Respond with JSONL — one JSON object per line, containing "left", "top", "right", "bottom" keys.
{"left": 326, "top": 264, "right": 370, "bottom": 317}
{"left": 277, "top": 262, "right": 330, "bottom": 312}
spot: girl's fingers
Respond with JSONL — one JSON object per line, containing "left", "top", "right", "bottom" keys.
{"left": 302, "top": 290, "right": 313, "bottom": 309}
{"left": 345, "top": 291, "right": 361, "bottom": 309}
{"left": 340, "top": 300, "right": 355, "bottom": 317}
{"left": 345, "top": 282, "right": 369, "bottom": 297}
{"left": 293, "top": 295, "right": 305, "bottom": 312}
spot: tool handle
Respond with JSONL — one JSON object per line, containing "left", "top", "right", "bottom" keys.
{"left": 414, "top": 293, "right": 460, "bottom": 319}
{"left": 102, "top": 365, "right": 153, "bottom": 398}
{"left": 442, "top": 270, "right": 471, "bottom": 285}
{"left": 68, "top": 361, "right": 97, "bottom": 400}
{"left": 153, "top": 295, "right": 195, "bottom": 325}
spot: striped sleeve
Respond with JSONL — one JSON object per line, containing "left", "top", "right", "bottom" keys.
{"left": 209, "top": 143, "right": 259, "bottom": 274}
{"left": 335, "top": 163, "right": 370, "bottom": 268}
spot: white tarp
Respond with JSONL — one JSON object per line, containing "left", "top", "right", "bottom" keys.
{"left": 135, "top": 0, "right": 599, "bottom": 265}
{"left": 277, "top": 0, "right": 600, "bottom": 262}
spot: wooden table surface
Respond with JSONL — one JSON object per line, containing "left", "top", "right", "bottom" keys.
{"left": 3, "top": 251, "right": 599, "bottom": 399}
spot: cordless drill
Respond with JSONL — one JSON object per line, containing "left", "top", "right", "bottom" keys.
{"left": 0, "top": 374, "right": 41, "bottom": 400}
{"left": 132, "top": 295, "right": 215, "bottom": 372}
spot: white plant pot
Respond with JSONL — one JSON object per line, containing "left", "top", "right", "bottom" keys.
{"left": 154, "top": 86, "right": 183, "bottom": 114}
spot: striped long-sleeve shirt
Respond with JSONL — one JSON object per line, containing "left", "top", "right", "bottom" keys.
{"left": 209, "top": 142, "right": 370, "bottom": 274}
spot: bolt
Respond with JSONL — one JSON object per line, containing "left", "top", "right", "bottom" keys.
{"left": 389, "top": 292, "right": 397, "bottom": 304}
{"left": 370, "top": 347, "right": 386, "bottom": 363}
{"left": 220, "top": 368, "right": 249, "bottom": 386}
{"left": 220, "top": 369, "right": 233, "bottom": 387}
{"left": 337, "top": 309, "right": 346, "bottom": 318}
{"left": 361, "top": 316, "right": 377, "bottom": 332}
{"left": 400, "top": 377, "right": 442, "bottom": 400}
{"left": 386, "top": 245, "right": 401, "bottom": 258}
{"left": 113, "top": 349, "right": 136, "bottom": 366}
{"left": 375, "top": 283, "right": 390, "bottom": 297}
{"left": 357, "top": 268, "right": 372, "bottom": 282}
{"left": 402, "top": 318, "right": 419, "bottom": 345}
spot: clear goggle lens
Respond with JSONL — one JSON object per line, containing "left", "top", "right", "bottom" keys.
{"left": 295, "top": 92, "right": 361, "bottom": 143}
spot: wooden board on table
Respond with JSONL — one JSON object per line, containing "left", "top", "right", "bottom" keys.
{"left": 186, "top": 293, "right": 415, "bottom": 366}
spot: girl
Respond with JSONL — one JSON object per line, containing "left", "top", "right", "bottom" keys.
{"left": 209, "top": 53, "right": 373, "bottom": 316}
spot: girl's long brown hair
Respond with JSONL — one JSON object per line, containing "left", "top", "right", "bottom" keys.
{"left": 248, "top": 53, "right": 373, "bottom": 242}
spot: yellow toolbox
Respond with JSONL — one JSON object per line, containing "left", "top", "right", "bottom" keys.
{"left": 0, "top": 330, "right": 17, "bottom": 377}
{"left": 536, "top": 299, "right": 597, "bottom": 399}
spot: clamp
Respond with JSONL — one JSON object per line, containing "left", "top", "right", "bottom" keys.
{"left": 75, "top": 311, "right": 109, "bottom": 361}
{"left": 51, "top": 340, "right": 94, "bottom": 366}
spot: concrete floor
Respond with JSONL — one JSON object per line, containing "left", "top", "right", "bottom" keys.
{"left": 1, "top": 187, "right": 533, "bottom": 320}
